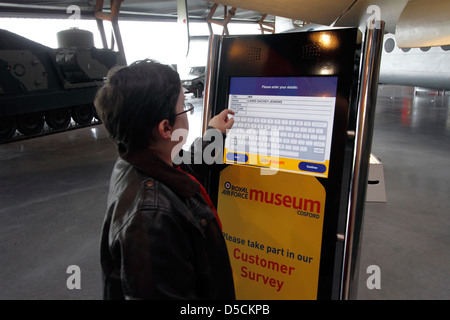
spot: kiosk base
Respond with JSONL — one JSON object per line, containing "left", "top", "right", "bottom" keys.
{"left": 366, "top": 154, "right": 387, "bottom": 202}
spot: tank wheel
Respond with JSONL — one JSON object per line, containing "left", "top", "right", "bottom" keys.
{"left": 71, "top": 104, "right": 94, "bottom": 125}
{"left": 17, "top": 113, "right": 45, "bottom": 136}
{"left": 93, "top": 107, "right": 100, "bottom": 121}
{"left": 0, "top": 117, "right": 17, "bottom": 139}
{"left": 45, "top": 108, "right": 71, "bottom": 130}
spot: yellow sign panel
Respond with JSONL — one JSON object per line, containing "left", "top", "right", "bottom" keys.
{"left": 218, "top": 165, "right": 326, "bottom": 299}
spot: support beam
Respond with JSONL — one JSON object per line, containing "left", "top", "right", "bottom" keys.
{"left": 259, "top": 14, "right": 274, "bottom": 34}
{"left": 96, "top": 18, "right": 108, "bottom": 49}
{"left": 207, "top": 3, "right": 237, "bottom": 35}
{"left": 94, "top": 0, "right": 126, "bottom": 64}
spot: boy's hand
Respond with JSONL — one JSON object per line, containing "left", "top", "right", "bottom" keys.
{"left": 208, "top": 109, "right": 235, "bottom": 134}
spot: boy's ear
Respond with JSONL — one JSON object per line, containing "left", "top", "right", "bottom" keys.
{"left": 157, "top": 119, "right": 172, "bottom": 139}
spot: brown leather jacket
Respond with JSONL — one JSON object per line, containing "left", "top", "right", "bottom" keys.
{"left": 100, "top": 138, "right": 235, "bottom": 299}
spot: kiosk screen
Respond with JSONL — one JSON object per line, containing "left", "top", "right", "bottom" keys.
{"left": 225, "top": 76, "right": 338, "bottom": 177}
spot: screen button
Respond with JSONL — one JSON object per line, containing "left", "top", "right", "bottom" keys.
{"left": 298, "top": 162, "right": 327, "bottom": 173}
{"left": 226, "top": 152, "right": 248, "bottom": 163}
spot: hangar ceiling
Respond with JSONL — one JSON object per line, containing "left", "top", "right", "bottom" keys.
{"left": 0, "top": 0, "right": 273, "bottom": 22}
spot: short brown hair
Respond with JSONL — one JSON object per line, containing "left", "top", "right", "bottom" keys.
{"left": 94, "top": 60, "right": 181, "bottom": 153}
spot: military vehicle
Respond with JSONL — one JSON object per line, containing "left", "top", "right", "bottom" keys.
{"left": 181, "top": 66, "right": 206, "bottom": 98}
{"left": 0, "top": 28, "right": 125, "bottom": 140}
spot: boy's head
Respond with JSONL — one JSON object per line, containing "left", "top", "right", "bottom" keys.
{"left": 94, "top": 59, "right": 181, "bottom": 153}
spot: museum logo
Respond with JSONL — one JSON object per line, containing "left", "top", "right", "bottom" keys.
{"left": 221, "top": 182, "right": 321, "bottom": 219}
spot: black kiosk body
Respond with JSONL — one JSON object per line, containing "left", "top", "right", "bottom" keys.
{"left": 203, "top": 27, "right": 383, "bottom": 300}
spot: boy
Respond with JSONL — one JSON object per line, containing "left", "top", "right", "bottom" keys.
{"left": 95, "top": 60, "right": 235, "bottom": 299}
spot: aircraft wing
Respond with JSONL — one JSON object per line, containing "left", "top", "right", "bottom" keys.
{"left": 210, "top": 0, "right": 357, "bottom": 26}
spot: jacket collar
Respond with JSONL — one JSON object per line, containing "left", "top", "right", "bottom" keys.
{"left": 120, "top": 148, "right": 200, "bottom": 198}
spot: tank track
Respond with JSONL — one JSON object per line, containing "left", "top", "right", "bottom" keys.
{"left": 0, "top": 118, "right": 102, "bottom": 145}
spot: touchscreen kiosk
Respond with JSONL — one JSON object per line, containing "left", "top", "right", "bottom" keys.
{"left": 225, "top": 76, "right": 337, "bottom": 177}
{"left": 206, "top": 29, "right": 363, "bottom": 300}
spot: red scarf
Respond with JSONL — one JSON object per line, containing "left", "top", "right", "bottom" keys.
{"left": 177, "top": 167, "right": 222, "bottom": 230}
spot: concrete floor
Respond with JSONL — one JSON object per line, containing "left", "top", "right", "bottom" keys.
{"left": 0, "top": 85, "right": 448, "bottom": 300}
{"left": 357, "top": 86, "right": 450, "bottom": 299}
